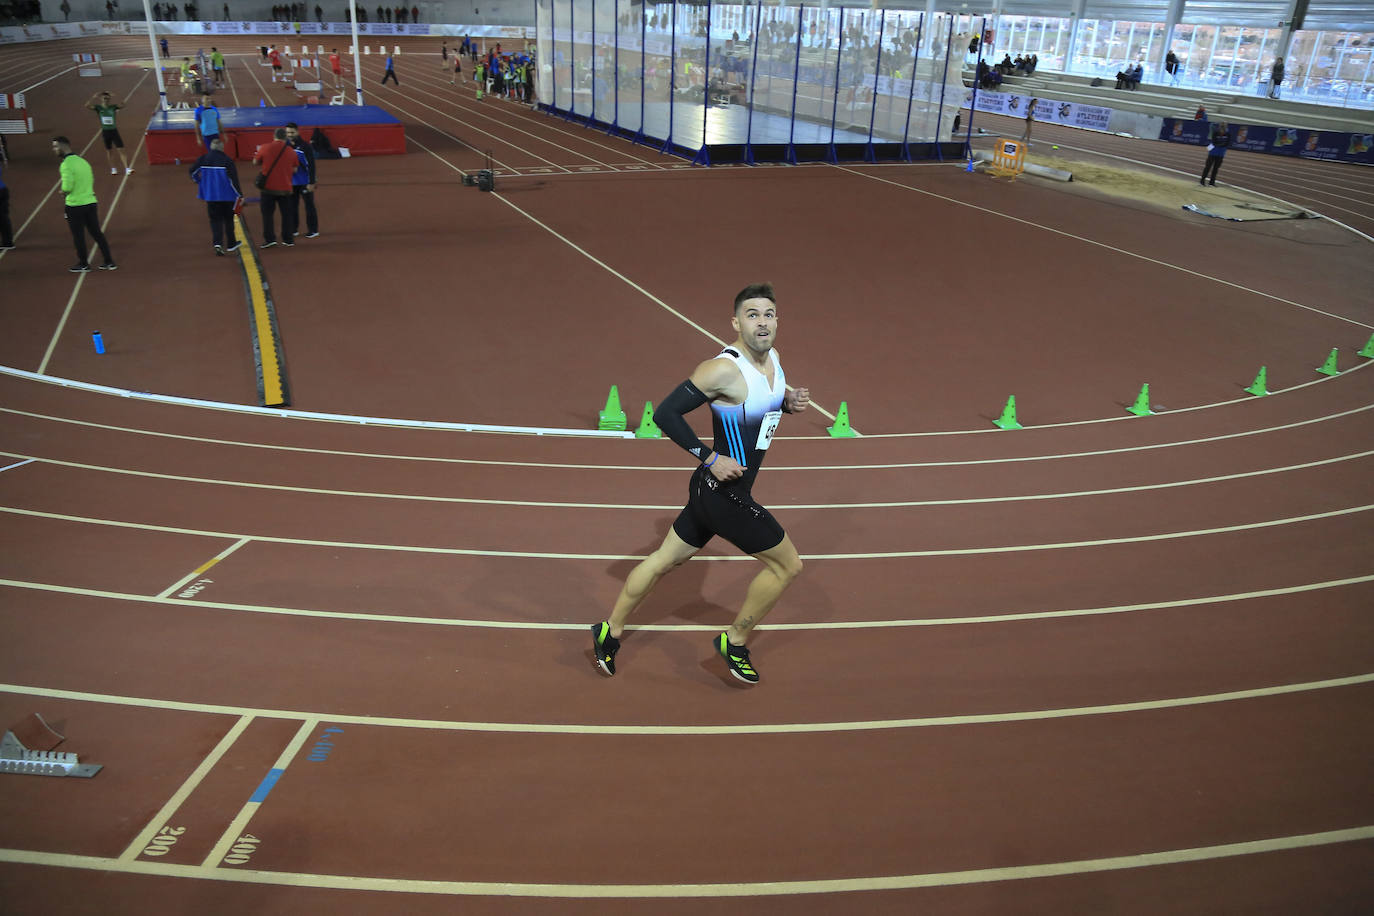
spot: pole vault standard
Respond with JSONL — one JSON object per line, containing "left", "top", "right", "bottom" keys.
{"left": 142, "top": 0, "right": 169, "bottom": 110}
{"left": 349, "top": 0, "right": 364, "bottom": 104}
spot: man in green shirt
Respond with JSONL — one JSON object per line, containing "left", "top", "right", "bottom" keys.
{"left": 210, "top": 46, "right": 226, "bottom": 88}
{"left": 86, "top": 91, "right": 132, "bottom": 175}
{"left": 52, "top": 136, "right": 117, "bottom": 272}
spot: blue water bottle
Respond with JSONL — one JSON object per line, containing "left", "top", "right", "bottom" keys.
{"left": 92, "top": 331, "right": 105, "bottom": 354}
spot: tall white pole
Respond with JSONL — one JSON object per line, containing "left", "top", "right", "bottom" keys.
{"left": 350, "top": 0, "right": 364, "bottom": 104}
{"left": 143, "top": 0, "right": 169, "bottom": 110}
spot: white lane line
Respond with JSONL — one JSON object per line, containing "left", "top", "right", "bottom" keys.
{"left": 3, "top": 573, "right": 1369, "bottom": 632}
{"left": 381, "top": 87, "right": 567, "bottom": 172}
{"left": 1, "top": 674, "right": 1371, "bottom": 735}
{"left": 0, "top": 458, "right": 35, "bottom": 474}
{"left": 202, "top": 719, "right": 316, "bottom": 868}
{"left": 0, "top": 366, "right": 632, "bottom": 439}
{"left": 0, "top": 503, "right": 1369, "bottom": 560}
{"left": 155, "top": 537, "right": 252, "bottom": 599}
{"left": 3, "top": 448, "right": 1370, "bottom": 510}
{"left": 35, "top": 77, "right": 153, "bottom": 375}
{"left": 2, "top": 401, "right": 1370, "bottom": 470}
{"left": 3, "top": 825, "right": 1372, "bottom": 897}
{"left": 836, "top": 165, "right": 1374, "bottom": 330}
{"left": 397, "top": 137, "right": 841, "bottom": 424}
{"left": 118, "top": 715, "right": 256, "bottom": 862}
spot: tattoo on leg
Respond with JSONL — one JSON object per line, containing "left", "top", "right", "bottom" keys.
{"left": 736, "top": 616, "right": 755, "bottom": 633}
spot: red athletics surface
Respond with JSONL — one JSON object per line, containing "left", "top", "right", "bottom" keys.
{"left": 1, "top": 34, "right": 1373, "bottom": 914}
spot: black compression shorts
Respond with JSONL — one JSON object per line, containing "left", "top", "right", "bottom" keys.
{"left": 101, "top": 129, "right": 124, "bottom": 149}
{"left": 673, "top": 465, "right": 785, "bottom": 556}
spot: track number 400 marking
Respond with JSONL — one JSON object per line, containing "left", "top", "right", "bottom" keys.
{"left": 222, "top": 834, "right": 261, "bottom": 865}
{"left": 141, "top": 825, "right": 185, "bottom": 857}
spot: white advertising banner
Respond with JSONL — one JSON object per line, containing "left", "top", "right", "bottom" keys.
{"left": 961, "top": 90, "right": 1114, "bottom": 133}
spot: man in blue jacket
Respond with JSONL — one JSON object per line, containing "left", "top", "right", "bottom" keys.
{"left": 189, "top": 137, "right": 243, "bottom": 254}
{"left": 285, "top": 122, "right": 319, "bottom": 239}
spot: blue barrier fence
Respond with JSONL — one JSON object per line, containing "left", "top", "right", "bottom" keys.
{"left": 1160, "top": 118, "right": 1374, "bottom": 165}
{"left": 536, "top": 0, "right": 971, "bottom": 163}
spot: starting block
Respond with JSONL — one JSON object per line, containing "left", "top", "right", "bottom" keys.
{"left": 73, "top": 52, "right": 102, "bottom": 77}
{"left": 1, "top": 714, "right": 102, "bottom": 778}
{"left": 988, "top": 138, "right": 1026, "bottom": 179}
{"left": 0, "top": 93, "right": 34, "bottom": 138}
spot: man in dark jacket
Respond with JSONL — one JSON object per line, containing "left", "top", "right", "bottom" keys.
{"left": 1200, "top": 122, "right": 1229, "bottom": 186}
{"left": 284, "top": 121, "right": 319, "bottom": 239}
{"left": 190, "top": 137, "right": 242, "bottom": 254}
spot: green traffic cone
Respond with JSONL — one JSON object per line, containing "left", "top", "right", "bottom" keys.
{"left": 1244, "top": 366, "right": 1269, "bottom": 397}
{"left": 1126, "top": 383, "right": 1154, "bottom": 416}
{"left": 827, "top": 401, "right": 857, "bottom": 437}
{"left": 634, "top": 401, "right": 661, "bottom": 438}
{"left": 1316, "top": 348, "right": 1340, "bottom": 377}
{"left": 993, "top": 396, "right": 1022, "bottom": 430}
{"left": 598, "top": 385, "right": 627, "bottom": 431}
{"left": 1358, "top": 333, "right": 1374, "bottom": 359}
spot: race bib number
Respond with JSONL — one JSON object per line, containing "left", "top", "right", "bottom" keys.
{"left": 755, "top": 410, "right": 782, "bottom": 450}
{"left": 100, "top": 115, "right": 114, "bottom": 127}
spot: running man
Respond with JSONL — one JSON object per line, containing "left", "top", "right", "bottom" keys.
{"left": 591, "top": 283, "right": 809, "bottom": 684}
{"left": 86, "top": 91, "right": 132, "bottom": 175}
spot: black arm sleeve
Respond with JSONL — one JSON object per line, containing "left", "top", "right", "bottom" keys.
{"left": 654, "top": 380, "right": 712, "bottom": 461}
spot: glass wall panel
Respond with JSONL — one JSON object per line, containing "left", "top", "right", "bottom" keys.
{"left": 536, "top": 0, "right": 554, "bottom": 107}
{"left": 668, "top": 0, "right": 705, "bottom": 150}
{"left": 1289, "top": 30, "right": 1374, "bottom": 108}
{"left": 749, "top": 3, "right": 801, "bottom": 145}
{"left": 613, "top": 0, "right": 643, "bottom": 132}
{"left": 588, "top": 0, "right": 617, "bottom": 124}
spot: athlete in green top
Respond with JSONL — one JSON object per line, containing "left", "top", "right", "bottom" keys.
{"left": 86, "top": 91, "right": 132, "bottom": 175}
{"left": 52, "top": 135, "right": 116, "bottom": 272}
{"left": 210, "top": 47, "right": 226, "bottom": 88}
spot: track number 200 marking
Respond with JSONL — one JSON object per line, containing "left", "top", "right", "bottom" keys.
{"left": 222, "top": 834, "right": 261, "bottom": 865}
{"left": 141, "top": 825, "right": 185, "bottom": 857}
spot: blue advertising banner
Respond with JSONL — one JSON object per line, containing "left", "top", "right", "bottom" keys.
{"left": 1160, "top": 118, "right": 1374, "bottom": 165}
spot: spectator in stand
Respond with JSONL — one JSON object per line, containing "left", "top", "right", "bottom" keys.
{"left": 253, "top": 128, "right": 296, "bottom": 248}
{"left": 189, "top": 136, "right": 241, "bottom": 255}
{"left": 1268, "top": 59, "right": 1284, "bottom": 99}
{"left": 1200, "top": 121, "right": 1229, "bottom": 186}
{"left": 1165, "top": 51, "right": 1180, "bottom": 86}
{"left": 1194, "top": 104, "right": 1207, "bottom": 120}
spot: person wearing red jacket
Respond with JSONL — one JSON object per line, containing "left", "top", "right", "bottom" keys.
{"left": 253, "top": 128, "right": 297, "bottom": 247}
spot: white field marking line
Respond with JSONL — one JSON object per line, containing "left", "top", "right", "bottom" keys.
{"left": 4, "top": 448, "right": 1370, "bottom": 512}
{"left": 377, "top": 83, "right": 570, "bottom": 172}
{"left": 3, "top": 826, "right": 1374, "bottom": 898}
{"left": 1041, "top": 140, "right": 1374, "bottom": 246}
{"left": 2, "top": 401, "right": 1371, "bottom": 470}
{"left": 202, "top": 719, "right": 317, "bottom": 868}
{"left": 398, "top": 61, "right": 670, "bottom": 169}
{"left": 156, "top": 537, "right": 252, "bottom": 599}
{"left": 0, "top": 458, "right": 35, "bottom": 474}
{"left": 2, "top": 674, "right": 1373, "bottom": 736}
{"left": 835, "top": 164, "right": 1374, "bottom": 330}
{"left": 0, "top": 503, "right": 1368, "bottom": 561}
{"left": 226, "top": 54, "right": 242, "bottom": 107}
{"left": 0, "top": 366, "right": 633, "bottom": 439}
{"left": 3, "top": 573, "right": 1369, "bottom": 634}
{"left": 35, "top": 77, "right": 153, "bottom": 375}
{"left": 396, "top": 65, "right": 632, "bottom": 169}
{"left": 399, "top": 135, "right": 841, "bottom": 426}
{"left": 491, "top": 196, "right": 840, "bottom": 424}
{"left": 118, "top": 715, "right": 255, "bottom": 863}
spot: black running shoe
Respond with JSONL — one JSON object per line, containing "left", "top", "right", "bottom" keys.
{"left": 715, "top": 633, "right": 759, "bottom": 684}
{"left": 98, "top": 262, "right": 118, "bottom": 270}
{"left": 69, "top": 263, "right": 91, "bottom": 272}
{"left": 225, "top": 241, "right": 242, "bottom": 252}
{"left": 591, "top": 621, "right": 620, "bottom": 676}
